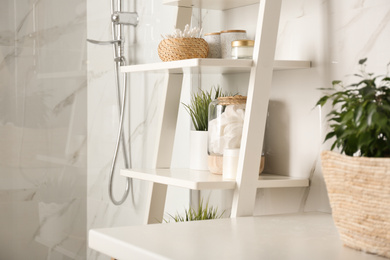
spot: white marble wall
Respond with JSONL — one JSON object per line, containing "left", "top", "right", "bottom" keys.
{"left": 0, "top": 0, "right": 87, "bottom": 259}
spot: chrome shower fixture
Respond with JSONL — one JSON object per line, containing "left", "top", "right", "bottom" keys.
{"left": 87, "top": 12, "right": 138, "bottom": 48}
{"left": 111, "top": 11, "right": 139, "bottom": 26}
{"left": 87, "top": 2, "right": 138, "bottom": 206}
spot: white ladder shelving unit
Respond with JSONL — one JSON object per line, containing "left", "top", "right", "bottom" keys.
{"left": 120, "top": 0, "right": 311, "bottom": 224}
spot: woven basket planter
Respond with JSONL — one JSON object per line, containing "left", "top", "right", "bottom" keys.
{"left": 321, "top": 150, "right": 390, "bottom": 258}
{"left": 158, "top": 38, "right": 209, "bottom": 62}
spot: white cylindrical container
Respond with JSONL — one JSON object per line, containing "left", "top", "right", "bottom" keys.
{"left": 190, "top": 130, "right": 209, "bottom": 170}
{"left": 231, "top": 40, "right": 254, "bottom": 59}
{"left": 220, "top": 30, "right": 247, "bottom": 59}
{"left": 223, "top": 148, "right": 240, "bottom": 180}
{"left": 204, "top": 32, "right": 221, "bottom": 58}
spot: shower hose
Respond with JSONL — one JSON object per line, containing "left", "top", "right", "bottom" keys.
{"left": 88, "top": 0, "right": 138, "bottom": 205}
{"left": 107, "top": 0, "right": 133, "bottom": 206}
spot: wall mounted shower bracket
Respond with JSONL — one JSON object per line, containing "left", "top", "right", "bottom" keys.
{"left": 111, "top": 12, "right": 139, "bottom": 26}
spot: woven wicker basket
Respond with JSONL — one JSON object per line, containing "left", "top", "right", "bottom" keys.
{"left": 158, "top": 38, "right": 209, "bottom": 62}
{"left": 321, "top": 150, "right": 390, "bottom": 258}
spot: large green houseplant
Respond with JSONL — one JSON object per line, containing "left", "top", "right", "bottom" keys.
{"left": 316, "top": 58, "right": 390, "bottom": 157}
{"left": 317, "top": 58, "right": 390, "bottom": 258}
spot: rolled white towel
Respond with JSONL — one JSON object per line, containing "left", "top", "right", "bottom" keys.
{"left": 224, "top": 122, "right": 243, "bottom": 149}
{"left": 208, "top": 104, "right": 246, "bottom": 155}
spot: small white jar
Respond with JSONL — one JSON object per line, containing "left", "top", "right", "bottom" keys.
{"left": 223, "top": 148, "right": 240, "bottom": 180}
{"left": 231, "top": 40, "right": 254, "bottom": 59}
{"left": 220, "top": 30, "right": 247, "bottom": 59}
{"left": 204, "top": 32, "right": 221, "bottom": 58}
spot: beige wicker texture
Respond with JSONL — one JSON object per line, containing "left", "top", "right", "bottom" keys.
{"left": 217, "top": 95, "right": 247, "bottom": 105}
{"left": 158, "top": 38, "right": 209, "bottom": 62}
{"left": 321, "top": 150, "right": 390, "bottom": 258}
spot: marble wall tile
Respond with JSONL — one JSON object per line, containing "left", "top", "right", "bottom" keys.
{"left": 0, "top": 0, "right": 87, "bottom": 259}
{"left": 0, "top": 47, "right": 17, "bottom": 123}
{"left": 0, "top": 1, "right": 15, "bottom": 46}
{"left": 0, "top": 201, "right": 47, "bottom": 260}
{"left": 328, "top": 0, "right": 390, "bottom": 14}
{"left": 328, "top": 1, "right": 390, "bottom": 77}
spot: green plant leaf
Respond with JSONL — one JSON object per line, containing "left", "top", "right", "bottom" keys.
{"left": 340, "top": 110, "right": 354, "bottom": 124}
{"left": 332, "top": 80, "right": 342, "bottom": 86}
{"left": 358, "top": 58, "right": 367, "bottom": 65}
{"left": 380, "top": 104, "right": 390, "bottom": 113}
{"left": 356, "top": 120, "right": 368, "bottom": 135}
{"left": 324, "top": 131, "right": 336, "bottom": 142}
{"left": 353, "top": 105, "right": 363, "bottom": 125}
{"left": 376, "top": 114, "right": 388, "bottom": 129}
{"left": 366, "top": 103, "right": 376, "bottom": 126}
{"left": 316, "top": 95, "right": 330, "bottom": 107}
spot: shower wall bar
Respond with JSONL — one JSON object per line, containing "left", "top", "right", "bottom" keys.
{"left": 111, "top": 12, "right": 139, "bottom": 26}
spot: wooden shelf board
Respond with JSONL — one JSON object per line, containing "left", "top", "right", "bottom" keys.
{"left": 121, "top": 58, "right": 252, "bottom": 74}
{"left": 258, "top": 173, "right": 309, "bottom": 188}
{"left": 121, "top": 168, "right": 236, "bottom": 190}
{"left": 163, "top": 0, "right": 260, "bottom": 10}
{"left": 273, "top": 60, "right": 312, "bottom": 70}
{"left": 120, "top": 59, "right": 311, "bottom": 74}
{"left": 121, "top": 168, "right": 309, "bottom": 190}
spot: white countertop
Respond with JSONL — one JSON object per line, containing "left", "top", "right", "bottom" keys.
{"left": 89, "top": 212, "right": 383, "bottom": 260}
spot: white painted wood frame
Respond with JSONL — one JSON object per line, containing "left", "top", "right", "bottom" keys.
{"left": 144, "top": 7, "right": 191, "bottom": 224}
{"left": 231, "top": 0, "right": 283, "bottom": 217}
{"left": 135, "top": 1, "right": 307, "bottom": 223}
{"left": 144, "top": 73, "right": 183, "bottom": 224}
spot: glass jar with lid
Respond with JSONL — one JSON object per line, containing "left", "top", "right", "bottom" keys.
{"left": 207, "top": 95, "right": 266, "bottom": 175}
{"left": 204, "top": 32, "right": 221, "bottom": 58}
{"left": 220, "top": 30, "right": 247, "bottom": 59}
{"left": 208, "top": 95, "right": 247, "bottom": 174}
{"left": 231, "top": 40, "right": 254, "bottom": 59}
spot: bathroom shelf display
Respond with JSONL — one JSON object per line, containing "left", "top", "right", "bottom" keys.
{"left": 118, "top": 0, "right": 312, "bottom": 224}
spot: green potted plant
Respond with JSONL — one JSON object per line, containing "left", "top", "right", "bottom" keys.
{"left": 183, "top": 87, "right": 227, "bottom": 170}
{"left": 316, "top": 58, "right": 390, "bottom": 258}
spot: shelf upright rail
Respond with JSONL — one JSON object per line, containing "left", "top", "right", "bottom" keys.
{"left": 231, "top": 0, "right": 283, "bottom": 217}
{"left": 144, "top": 6, "right": 192, "bottom": 224}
